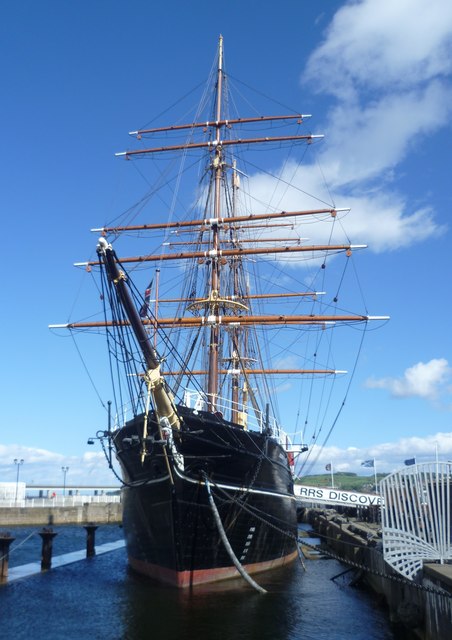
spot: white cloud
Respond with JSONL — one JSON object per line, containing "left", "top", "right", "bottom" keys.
{"left": 0, "top": 444, "right": 116, "bottom": 486}
{"left": 374, "top": 433, "right": 452, "bottom": 458}
{"left": 365, "top": 358, "right": 451, "bottom": 399}
{"left": 305, "top": 0, "right": 452, "bottom": 97}
{"left": 3, "top": 433, "right": 452, "bottom": 489}
{"left": 0, "top": 444, "right": 62, "bottom": 466}
{"left": 329, "top": 194, "right": 442, "bottom": 253}
{"left": 247, "top": 0, "right": 452, "bottom": 254}
{"left": 303, "top": 0, "right": 452, "bottom": 190}
{"left": 322, "top": 81, "right": 452, "bottom": 189}
{"left": 300, "top": 431, "right": 452, "bottom": 476}
{"left": 246, "top": 160, "right": 443, "bottom": 253}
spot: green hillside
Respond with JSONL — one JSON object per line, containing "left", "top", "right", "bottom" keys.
{"left": 295, "top": 471, "right": 387, "bottom": 492}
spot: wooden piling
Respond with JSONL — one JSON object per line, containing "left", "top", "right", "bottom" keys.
{"left": 0, "top": 533, "right": 15, "bottom": 580}
{"left": 39, "top": 528, "right": 58, "bottom": 571}
{"left": 84, "top": 524, "right": 98, "bottom": 557}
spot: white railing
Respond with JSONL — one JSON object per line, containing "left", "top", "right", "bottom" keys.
{"left": 113, "top": 389, "right": 285, "bottom": 440}
{"left": 380, "top": 461, "right": 452, "bottom": 580}
{"left": 0, "top": 495, "right": 121, "bottom": 508}
{"left": 182, "top": 388, "right": 282, "bottom": 436}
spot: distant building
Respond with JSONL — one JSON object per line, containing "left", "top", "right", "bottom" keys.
{"left": 0, "top": 482, "right": 25, "bottom": 501}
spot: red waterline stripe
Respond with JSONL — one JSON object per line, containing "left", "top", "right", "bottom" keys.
{"left": 128, "top": 549, "right": 299, "bottom": 588}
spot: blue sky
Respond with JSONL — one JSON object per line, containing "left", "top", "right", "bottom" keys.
{"left": 1, "top": 0, "right": 452, "bottom": 487}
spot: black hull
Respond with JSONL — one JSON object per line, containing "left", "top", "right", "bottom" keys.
{"left": 113, "top": 406, "right": 298, "bottom": 587}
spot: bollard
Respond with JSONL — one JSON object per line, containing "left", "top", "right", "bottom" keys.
{"left": 0, "top": 533, "right": 15, "bottom": 581}
{"left": 39, "top": 528, "right": 58, "bottom": 571}
{"left": 84, "top": 524, "right": 98, "bottom": 557}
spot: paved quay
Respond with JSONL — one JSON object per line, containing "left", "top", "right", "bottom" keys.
{"left": 2, "top": 539, "right": 125, "bottom": 584}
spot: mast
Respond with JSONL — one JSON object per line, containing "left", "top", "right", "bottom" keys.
{"left": 230, "top": 160, "right": 241, "bottom": 424}
{"left": 154, "top": 268, "right": 160, "bottom": 348}
{"left": 49, "top": 36, "right": 391, "bottom": 431}
{"left": 96, "top": 237, "right": 180, "bottom": 431}
{"left": 207, "top": 35, "right": 224, "bottom": 412}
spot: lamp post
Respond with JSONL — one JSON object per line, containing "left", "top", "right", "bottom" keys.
{"left": 61, "top": 466, "right": 69, "bottom": 496}
{"left": 14, "top": 458, "right": 24, "bottom": 504}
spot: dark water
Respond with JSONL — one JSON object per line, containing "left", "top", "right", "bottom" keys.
{"left": 3, "top": 523, "right": 123, "bottom": 567}
{"left": 0, "top": 525, "right": 401, "bottom": 640}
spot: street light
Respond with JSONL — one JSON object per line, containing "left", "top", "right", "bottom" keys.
{"left": 62, "top": 466, "right": 69, "bottom": 496}
{"left": 14, "top": 458, "right": 24, "bottom": 504}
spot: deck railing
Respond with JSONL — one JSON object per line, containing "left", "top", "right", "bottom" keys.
{"left": 112, "top": 389, "right": 286, "bottom": 440}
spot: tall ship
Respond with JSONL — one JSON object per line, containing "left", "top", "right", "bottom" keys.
{"left": 51, "top": 36, "right": 384, "bottom": 588}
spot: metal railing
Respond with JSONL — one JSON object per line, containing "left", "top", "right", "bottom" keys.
{"left": 0, "top": 495, "right": 121, "bottom": 508}
{"left": 380, "top": 461, "right": 452, "bottom": 580}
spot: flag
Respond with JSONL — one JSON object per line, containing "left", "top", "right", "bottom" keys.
{"left": 404, "top": 458, "right": 416, "bottom": 466}
{"left": 139, "top": 281, "right": 153, "bottom": 318}
{"left": 361, "top": 459, "right": 374, "bottom": 468}
{"left": 325, "top": 463, "right": 331, "bottom": 471}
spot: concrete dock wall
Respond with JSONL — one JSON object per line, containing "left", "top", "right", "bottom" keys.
{"left": 0, "top": 502, "right": 122, "bottom": 526}
{"left": 302, "top": 507, "right": 452, "bottom": 640}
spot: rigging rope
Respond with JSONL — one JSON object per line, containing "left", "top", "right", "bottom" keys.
{"left": 299, "top": 323, "right": 368, "bottom": 476}
{"left": 69, "top": 332, "right": 107, "bottom": 412}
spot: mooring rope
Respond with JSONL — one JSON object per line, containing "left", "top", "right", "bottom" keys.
{"left": 0, "top": 530, "right": 37, "bottom": 563}
{"left": 203, "top": 473, "right": 267, "bottom": 594}
{"left": 207, "top": 476, "right": 451, "bottom": 598}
